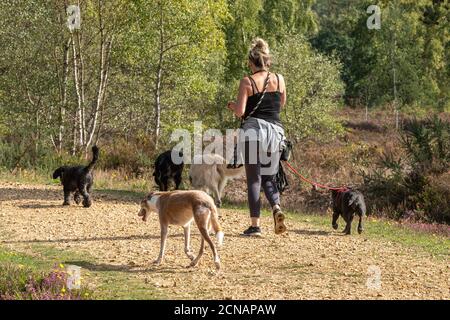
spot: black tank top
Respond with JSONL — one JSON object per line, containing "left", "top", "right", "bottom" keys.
{"left": 243, "top": 73, "right": 282, "bottom": 126}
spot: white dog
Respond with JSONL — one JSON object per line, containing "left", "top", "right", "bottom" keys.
{"left": 189, "top": 153, "right": 244, "bottom": 207}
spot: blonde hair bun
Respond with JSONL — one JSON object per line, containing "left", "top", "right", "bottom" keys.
{"left": 249, "top": 37, "right": 271, "bottom": 69}
{"left": 252, "top": 38, "right": 269, "bottom": 54}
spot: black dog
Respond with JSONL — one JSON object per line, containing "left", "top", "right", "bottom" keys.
{"left": 52, "top": 146, "right": 99, "bottom": 207}
{"left": 153, "top": 150, "right": 184, "bottom": 191}
{"left": 331, "top": 188, "right": 366, "bottom": 235}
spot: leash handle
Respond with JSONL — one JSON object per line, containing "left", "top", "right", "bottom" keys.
{"left": 283, "top": 161, "right": 348, "bottom": 192}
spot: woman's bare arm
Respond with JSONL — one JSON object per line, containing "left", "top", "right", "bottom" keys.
{"left": 227, "top": 78, "right": 250, "bottom": 118}
{"left": 279, "top": 74, "right": 287, "bottom": 107}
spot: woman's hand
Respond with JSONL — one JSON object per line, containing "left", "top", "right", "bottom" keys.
{"left": 228, "top": 78, "right": 250, "bottom": 118}
{"left": 227, "top": 101, "right": 236, "bottom": 111}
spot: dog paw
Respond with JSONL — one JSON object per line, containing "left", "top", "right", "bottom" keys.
{"left": 215, "top": 262, "right": 221, "bottom": 271}
{"left": 332, "top": 223, "right": 338, "bottom": 230}
{"left": 82, "top": 199, "right": 92, "bottom": 208}
{"left": 358, "top": 228, "right": 363, "bottom": 234}
{"left": 189, "top": 260, "right": 199, "bottom": 268}
{"left": 186, "top": 253, "right": 195, "bottom": 261}
{"left": 62, "top": 202, "right": 70, "bottom": 206}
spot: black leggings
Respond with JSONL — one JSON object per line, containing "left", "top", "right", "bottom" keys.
{"left": 244, "top": 141, "right": 280, "bottom": 218}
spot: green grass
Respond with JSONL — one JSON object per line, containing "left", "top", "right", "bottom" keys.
{"left": 0, "top": 247, "right": 45, "bottom": 271}
{"left": 98, "top": 188, "right": 146, "bottom": 200}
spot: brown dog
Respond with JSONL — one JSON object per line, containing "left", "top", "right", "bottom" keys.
{"left": 138, "top": 190, "right": 224, "bottom": 270}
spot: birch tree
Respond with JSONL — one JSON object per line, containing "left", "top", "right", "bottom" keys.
{"left": 67, "top": 0, "right": 119, "bottom": 154}
{"left": 125, "top": 0, "right": 228, "bottom": 148}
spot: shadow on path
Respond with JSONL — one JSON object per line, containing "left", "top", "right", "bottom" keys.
{"left": 0, "top": 234, "right": 183, "bottom": 244}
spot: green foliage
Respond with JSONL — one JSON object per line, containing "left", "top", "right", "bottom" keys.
{"left": 121, "top": 0, "right": 229, "bottom": 137}
{"left": 259, "top": 0, "right": 318, "bottom": 44}
{"left": 0, "top": 140, "right": 70, "bottom": 173}
{"left": 311, "top": 0, "right": 372, "bottom": 105}
{"left": 401, "top": 116, "right": 450, "bottom": 174}
{"left": 274, "top": 35, "right": 345, "bottom": 141}
{"left": 1, "top": 0, "right": 447, "bottom": 174}
{"left": 0, "top": 264, "right": 31, "bottom": 298}
{"left": 312, "top": 0, "right": 450, "bottom": 110}
{"left": 417, "top": 181, "right": 450, "bottom": 224}
{"left": 223, "top": 0, "right": 263, "bottom": 81}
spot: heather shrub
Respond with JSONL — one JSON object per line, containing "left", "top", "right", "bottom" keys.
{"left": 401, "top": 116, "right": 450, "bottom": 175}
{"left": 0, "top": 140, "right": 71, "bottom": 174}
{"left": 0, "top": 132, "right": 158, "bottom": 178}
{"left": 0, "top": 264, "right": 93, "bottom": 300}
{"left": 98, "top": 138, "right": 155, "bottom": 173}
{"left": 344, "top": 120, "right": 386, "bottom": 133}
{"left": 0, "top": 263, "right": 29, "bottom": 296}
{"left": 415, "top": 180, "right": 450, "bottom": 224}
{"left": 362, "top": 115, "right": 450, "bottom": 224}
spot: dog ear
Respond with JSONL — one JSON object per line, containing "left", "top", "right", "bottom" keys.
{"left": 52, "top": 167, "right": 64, "bottom": 179}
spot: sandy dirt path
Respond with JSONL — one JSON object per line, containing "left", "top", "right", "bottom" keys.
{"left": 0, "top": 182, "right": 448, "bottom": 299}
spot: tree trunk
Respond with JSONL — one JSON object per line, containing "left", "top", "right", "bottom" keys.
{"left": 58, "top": 38, "right": 71, "bottom": 153}
{"left": 392, "top": 37, "right": 399, "bottom": 130}
{"left": 85, "top": 0, "right": 112, "bottom": 152}
{"left": 76, "top": 0, "right": 86, "bottom": 147}
{"left": 72, "top": 117, "right": 77, "bottom": 155}
{"left": 35, "top": 109, "right": 40, "bottom": 154}
{"left": 71, "top": 32, "right": 84, "bottom": 150}
{"left": 391, "top": 5, "right": 399, "bottom": 131}
{"left": 154, "top": 1, "right": 164, "bottom": 149}
{"left": 154, "top": 58, "right": 162, "bottom": 148}
{"left": 78, "top": 32, "right": 86, "bottom": 147}
{"left": 25, "top": 87, "right": 41, "bottom": 157}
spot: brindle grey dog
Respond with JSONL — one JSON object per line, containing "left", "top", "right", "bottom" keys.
{"left": 331, "top": 188, "right": 366, "bottom": 235}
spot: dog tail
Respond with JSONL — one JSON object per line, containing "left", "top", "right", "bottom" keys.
{"left": 208, "top": 203, "right": 224, "bottom": 246}
{"left": 84, "top": 145, "right": 99, "bottom": 173}
{"left": 221, "top": 164, "right": 245, "bottom": 179}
